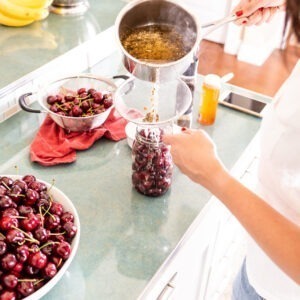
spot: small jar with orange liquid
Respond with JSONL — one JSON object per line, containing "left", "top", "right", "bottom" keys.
{"left": 198, "top": 74, "right": 221, "bottom": 126}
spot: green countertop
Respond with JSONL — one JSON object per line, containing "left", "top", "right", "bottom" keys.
{"left": 0, "top": 0, "right": 125, "bottom": 91}
{"left": 0, "top": 49, "right": 263, "bottom": 299}
{"left": 0, "top": 1, "right": 266, "bottom": 299}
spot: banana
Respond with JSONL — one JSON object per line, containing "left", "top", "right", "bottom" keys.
{"left": 35, "top": 8, "right": 49, "bottom": 20}
{"left": 0, "top": 0, "right": 47, "bottom": 21}
{"left": 9, "top": 0, "right": 52, "bottom": 9}
{"left": 0, "top": 10, "right": 34, "bottom": 26}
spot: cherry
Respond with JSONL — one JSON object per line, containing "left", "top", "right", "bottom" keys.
{"left": 29, "top": 251, "right": 47, "bottom": 269}
{"left": 2, "top": 274, "right": 18, "bottom": 289}
{"left": 88, "top": 88, "right": 96, "bottom": 95}
{"left": 12, "top": 180, "right": 27, "bottom": 192}
{"left": 47, "top": 95, "right": 57, "bottom": 105}
{"left": 43, "top": 262, "right": 57, "bottom": 278}
{"left": 18, "top": 205, "right": 33, "bottom": 216}
{"left": 0, "top": 216, "right": 18, "bottom": 231}
{"left": 55, "top": 241, "right": 71, "bottom": 260}
{"left": 28, "top": 181, "right": 47, "bottom": 192}
{"left": 51, "top": 256, "right": 63, "bottom": 269}
{"left": 77, "top": 87, "right": 86, "bottom": 94}
{"left": 1, "top": 253, "right": 17, "bottom": 270}
{"left": 65, "top": 95, "right": 75, "bottom": 102}
{"left": 81, "top": 100, "right": 91, "bottom": 111}
{"left": 0, "top": 186, "right": 7, "bottom": 197}
{"left": 93, "top": 92, "right": 103, "bottom": 104}
{"left": 50, "top": 202, "right": 63, "bottom": 216}
{"left": 24, "top": 189, "right": 39, "bottom": 206}
{"left": 39, "top": 191, "right": 50, "bottom": 201}
{"left": 16, "top": 245, "right": 29, "bottom": 263}
{"left": 72, "top": 105, "right": 83, "bottom": 117}
{"left": 0, "top": 290, "right": 17, "bottom": 300}
{"left": 41, "top": 241, "right": 55, "bottom": 256}
{"left": 17, "top": 281, "right": 35, "bottom": 297}
{"left": 0, "top": 196, "right": 13, "bottom": 209}
{"left": 103, "top": 98, "right": 113, "bottom": 109}
{"left": 45, "top": 214, "right": 60, "bottom": 230}
{"left": 22, "top": 175, "right": 36, "bottom": 185}
{"left": 61, "top": 212, "right": 74, "bottom": 224}
{"left": 0, "top": 177, "right": 13, "bottom": 189}
{"left": 6, "top": 229, "right": 25, "bottom": 244}
{"left": 20, "top": 213, "right": 39, "bottom": 231}
{"left": 63, "top": 222, "right": 77, "bottom": 239}
{"left": 8, "top": 186, "right": 23, "bottom": 204}
{"left": 11, "top": 262, "right": 23, "bottom": 275}
{"left": 2, "top": 208, "right": 19, "bottom": 217}
{"left": 0, "top": 241, "right": 7, "bottom": 255}
{"left": 24, "top": 265, "right": 39, "bottom": 276}
{"left": 34, "top": 227, "right": 50, "bottom": 242}
{"left": 55, "top": 95, "right": 63, "bottom": 103}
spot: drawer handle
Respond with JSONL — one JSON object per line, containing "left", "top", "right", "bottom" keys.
{"left": 157, "top": 272, "right": 178, "bottom": 300}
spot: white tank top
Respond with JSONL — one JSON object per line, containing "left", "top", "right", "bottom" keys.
{"left": 246, "top": 60, "right": 300, "bottom": 300}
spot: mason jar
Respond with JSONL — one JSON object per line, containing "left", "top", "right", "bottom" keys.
{"left": 131, "top": 125, "right": 173, "bottom": 197}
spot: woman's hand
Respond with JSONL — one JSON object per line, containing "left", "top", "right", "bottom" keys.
{"left": 163, "top": 129, "right": 227, "bottom": 190}
{"left": 233, "top": 0, "right": 285, "bottom": 26}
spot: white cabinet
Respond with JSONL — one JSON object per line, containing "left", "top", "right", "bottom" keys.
{"left": 184, "top": 0, "right": 286, "bottom": 65}
{"left": 138, "top": 133, "right": 261, "bottom": 300}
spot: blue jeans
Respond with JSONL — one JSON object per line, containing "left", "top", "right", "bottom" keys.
{"left": 232, "top": 259, "right": 265, "bottom": 300}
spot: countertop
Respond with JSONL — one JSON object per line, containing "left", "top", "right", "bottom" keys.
{"left": 0, "top": 1, "right": 266, "bottom": 299}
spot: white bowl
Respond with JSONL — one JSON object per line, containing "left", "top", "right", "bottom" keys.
{"left": 3, "top": 175, "right": 80, "bottom": 300}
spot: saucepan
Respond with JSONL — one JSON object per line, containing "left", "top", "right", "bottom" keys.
{"left": 115, "top": 0, "right": 238, "bottom": 82}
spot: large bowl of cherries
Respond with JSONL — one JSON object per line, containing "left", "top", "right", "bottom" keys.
{"left": 0, "top": 175, "right": 80, "bottom": 299}
{"left": 19, "top": 74, "right": 116, "bottom": 132}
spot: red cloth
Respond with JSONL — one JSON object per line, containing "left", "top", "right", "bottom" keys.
{"left": 30, "top": 108, "right": 127, "bottom": 166}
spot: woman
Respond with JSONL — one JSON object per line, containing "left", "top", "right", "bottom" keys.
{"left": 163, "top": 0, "right": 300, "bottom": 299}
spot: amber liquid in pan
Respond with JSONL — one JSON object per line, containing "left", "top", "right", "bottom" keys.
{"left": 121, "top": 24, "right": 188, "bottom": 62}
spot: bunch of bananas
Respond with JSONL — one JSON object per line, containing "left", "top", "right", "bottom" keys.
{"left": 0, "top": 0, "right": 52, "bottom": 27}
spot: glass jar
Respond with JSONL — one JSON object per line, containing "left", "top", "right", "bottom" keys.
{"left": 131, "top": 125, "right": 173, "bottom": 197}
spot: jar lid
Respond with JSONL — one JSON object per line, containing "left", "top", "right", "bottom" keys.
{"left": 203, "top": 74, "right": 221, "bottom": 89}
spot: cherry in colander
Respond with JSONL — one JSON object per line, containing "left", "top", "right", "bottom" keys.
{"left": 47, "top": 87, "right": 113, "bottom": 118}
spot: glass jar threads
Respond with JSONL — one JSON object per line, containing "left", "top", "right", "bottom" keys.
{"left": 131, "top": 125, "right": 173, "bottom": 197}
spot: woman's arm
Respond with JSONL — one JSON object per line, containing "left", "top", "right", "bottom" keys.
{"left": 163, "top": 129, "right": 300, "bottom": 284}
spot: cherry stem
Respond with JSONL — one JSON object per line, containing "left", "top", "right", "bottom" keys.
{"left": 49, "top": 231, "right": 65, "bottom": 236}
{"left": 14, "top": 165, "right": 19, "bottom": 175}
{"left": 57, "top": 258, "right": 62, "bottom": 267}
{"left": 48, "top": 179, "right": 55, "bottom": 193}
{"left": 38, "top": 206, "right": 44, "bottom": 228}
{"left": 34, "top": 278, "right": 44, "bottom": 286}
{"left": 11, "top": 226, "right": 40, "bottom": 245}
{"left": 0, "top": 232, "right": 6, "bottom": 239}
{"left": 42, "top": 206, "right": 56, "bottom": 221}
{"left": 18, "top": 278, "right": 38, "bottom": 283}
{"left": 9, "top": 194, "right": 25, "bottom": 198}
{"left": 1, "top": 182, "right": 11, "bottom": 191}
{"left": 11, "top": 216, "right": 26, "bottom": 219}
{"left": 38, "top": 241, "right": 59, "bottom": 251}
{"left": 42, "top": 202, "right": 52, "bottom": 217}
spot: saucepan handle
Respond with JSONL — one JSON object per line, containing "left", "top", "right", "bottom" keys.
{"left": 18, "top": 93, "right": 45, "bottom": 114}
{"left": 112, "top": 74, "right": 134, "bottom": 95}
{"left": 201, "top": 14, "right": 238, "bottom": 37}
